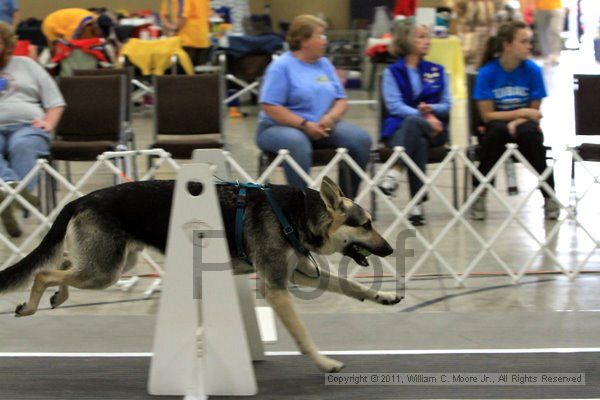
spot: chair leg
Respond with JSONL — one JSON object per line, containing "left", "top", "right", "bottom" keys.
{"left": 65, "top": 161, "right": 72, "bottom": 183}
{"left": 46, "top": 158, "right": 57, "bottom": 214}
{"left": 452, "top": 157, "right": 458, "bottom": 209}
{"left": 463, "top": 164, "right": 470, "bottom": 205}
{"left": 570, "top": 157, "right": 577, "bottom": 211}
{"left": 369, "top": 151, "right": 378, "bottom": 221}
{"left": 338, "top": 161, "right": 352, "bottom": 199}
{"left": 258, "top": 153, "right": 270, "bottom": 183}
{"left": 130, "top": 134, "right": 139, "bottom": 181}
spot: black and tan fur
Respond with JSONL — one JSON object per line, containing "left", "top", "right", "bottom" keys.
{"left": 0, "top": 177, "right": 401, "bottom": 372}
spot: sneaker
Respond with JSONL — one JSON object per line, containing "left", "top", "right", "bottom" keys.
{"left": 544, "top": 197, "right": 560, "bottom": 220}
{"left": 408, "top": 204, "right": 426, "bottom": 226}
{"left": 0, "top": 189, "right": 21, "bottom": 237}
{"left": 470, "top": 195, "right": 487, "bottom": 220}
{"left": 378, "top": 169, "right": 401, "bottom": 196}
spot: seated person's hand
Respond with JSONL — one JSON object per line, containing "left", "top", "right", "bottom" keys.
{"left": 31, "top": 119, "right": 52, "bottom": 132}
{"left": 303, "top": 121, "right": 329, "bottom": 140}
{"left": 424, "top": 113, "right": 443, "bottom": 135}
{"left": 418, "top": 102, "right": 433, "bottom": 115}
{"left": 318, "top": 114, "right": 335, "bottom": 131}
{"left": 519, "top": 108, "right": 542, "bottom": 122}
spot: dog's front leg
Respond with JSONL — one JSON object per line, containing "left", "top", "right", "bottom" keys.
{"left": 292, "top": 261, "right": 402, "bottom": 305}
{"left": 264, "top": 286, "right": 345, "bottom": 373}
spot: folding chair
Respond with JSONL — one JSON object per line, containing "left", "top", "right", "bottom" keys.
{"left": 73, "top": 67, "right": 138, "bottom": 178}
{"left": 50, "top": 75, "right": 128, "bottom": 190}
{"left": 571, "top": 74, "right": 600, "bottom": 208}
{"left": 369, "top": 78, "right": 458, "bottom": 219}
{"left": 216, "top": 34, "right": 283, "bottom": 106}
{"left": 150, "top": 73, "right": 226, "bottom": 161}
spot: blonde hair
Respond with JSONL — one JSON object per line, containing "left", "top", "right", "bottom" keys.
{"left": 0, "top": 22, "right": 17, "bottom": 51}
{"left": 286, "top": 15, "right": 327, "bottom": 51}
{"left": 391, "top": 23, "right": 429, "bottom": 58}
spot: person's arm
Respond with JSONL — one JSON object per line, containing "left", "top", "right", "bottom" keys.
{"left": 428, "top": 72, "right": 452, "bottom": 117}
{"left": 259, "top": 61, "right": 327, "bottom": 139}
{"left": 477, "top": 100, "right": 542, "bottom": 123}
{"left": 31, "top": 107, "right": 64, "bottom": 132}
{"left": 382, "top": 68, "right": 420, "bottom": 118}
{"left": 319, "top": 98, "right": 348, "bottom": 130}
{"left": 261, "top": 104, "right": 327, "bottom": 139}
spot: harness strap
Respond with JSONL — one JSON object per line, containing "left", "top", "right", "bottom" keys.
{"left": 218, "top": 181, "right": 320, "bottom": 278}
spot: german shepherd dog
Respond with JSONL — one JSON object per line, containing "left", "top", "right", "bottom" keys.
{"left": 0, "top": 177, "right": 401, "bottom": 372}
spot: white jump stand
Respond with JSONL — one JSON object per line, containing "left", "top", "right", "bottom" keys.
{"left": 148, "top": 163, "right": 259, "bottom": 397}
{"left": 191, "top": 149, "right": 277, "bottom": 347}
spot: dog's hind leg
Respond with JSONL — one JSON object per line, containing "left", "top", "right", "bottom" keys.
{"left": 15, "top": 269, "right": 72, "bottom": 317}
{"left": 290, "top": 259, "right": 402, "bottom": 305}
{"left": 49, "top": 259, "right": 72, "bottom": 309}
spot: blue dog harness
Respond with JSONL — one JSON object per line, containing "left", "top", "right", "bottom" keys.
{"left": 217, "top": 181, "right": 320, "bottom": 277}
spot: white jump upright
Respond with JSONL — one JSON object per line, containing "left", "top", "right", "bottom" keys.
{"left": 148, "top": 163, "right": 258, "bottom": 397}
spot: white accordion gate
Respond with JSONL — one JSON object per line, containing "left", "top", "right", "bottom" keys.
{"left": 0, "top": 145, "right": 598, "bottom": 289}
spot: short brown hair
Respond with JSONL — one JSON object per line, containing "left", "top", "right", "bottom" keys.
{"left": 391, "top": 23, "right": 429, "bottom": 58}
{"left": 286, "top": 15, "right": 327, "bottom": 51}
{"left": 0, "top": 22, "right": 17, "bottom": 51}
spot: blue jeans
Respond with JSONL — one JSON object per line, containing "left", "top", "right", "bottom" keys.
{"left": 385, "top": 115, "right": 448, "bottom": 198}
{"left": 0, "top": 124, "right": 50, "bottom": 192}
{"left": 256, "top": 120, "right": 372, "bottom": 199}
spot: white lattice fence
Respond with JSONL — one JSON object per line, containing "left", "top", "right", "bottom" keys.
{"left": 0, "top": 146, "right": 598, "bottom": 289}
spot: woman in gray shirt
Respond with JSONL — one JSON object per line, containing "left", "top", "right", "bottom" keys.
{"left": 0, "top": 22, "right": 65, "bottom": 237}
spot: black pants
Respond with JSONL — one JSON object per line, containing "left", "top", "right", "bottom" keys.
{"left": 473, "top": 120, "right": 555, "bottom": 197}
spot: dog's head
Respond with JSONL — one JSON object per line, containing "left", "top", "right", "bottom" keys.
{"left": 311, "top": 177, "right": 393, "bottom": 266}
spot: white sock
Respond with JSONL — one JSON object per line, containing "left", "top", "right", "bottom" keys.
{"left": 385, "top": 168, "right": 402, "bottom": 181}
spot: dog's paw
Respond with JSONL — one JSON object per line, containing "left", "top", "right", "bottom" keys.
{"left": 14, "top": 303, "right": 34, "bottom": 317}
{"left": 316, "top": 356, "right": 345, "bottom": 373}
{"left": 374, "top": 291, "right": 403, "bottom": 305}
{"left": 50, "top": 291, "right": 68, "bottom": 309}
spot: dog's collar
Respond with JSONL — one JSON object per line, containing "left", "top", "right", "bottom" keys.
{"left": 217, "top": 181, "right": 320, "bottom": 277}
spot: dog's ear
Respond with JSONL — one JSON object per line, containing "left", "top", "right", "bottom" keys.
{"left": 320, "top": 177, "right": 344, "bottom": 212}
{"left": 323, "top": 176, "right": 345, "bottom": 197}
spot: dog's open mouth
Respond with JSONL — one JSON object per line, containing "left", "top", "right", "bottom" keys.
{"left": 343, "top": 243, "right": 372, "bottom": 267}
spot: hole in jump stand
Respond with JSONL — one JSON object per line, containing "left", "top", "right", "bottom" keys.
{"left": 187, "top": 181, "right": 204, "bottom": 196}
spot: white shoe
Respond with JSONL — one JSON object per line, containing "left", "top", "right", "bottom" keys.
{"left": 378, "top": 169, "right": 401, "bottom": 196}
{"left": 408, "top": 204, "right": 426, "bottom": 226}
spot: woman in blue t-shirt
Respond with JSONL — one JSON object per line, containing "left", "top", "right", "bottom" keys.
{"left": 256, "top": 15, "right": 371, "bottom": 199}
{"left": 471, "top": 21, "right": 558, "bottom": 220}
{"left": 379, "top": 23, "right": 451, "bottom": 226}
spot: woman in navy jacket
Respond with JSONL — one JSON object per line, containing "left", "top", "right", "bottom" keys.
{"left": 379, "top": 23, "right": 451, "bottom": 225}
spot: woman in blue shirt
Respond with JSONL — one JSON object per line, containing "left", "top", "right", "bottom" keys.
{"left": 379, "top": 23, "right": 451, "bottom": 225}
{"left": 471, "top": 21, "right": 558, "bottom": 220}
{"left": 256, "top": 15, "right": 371, "bottom": 199}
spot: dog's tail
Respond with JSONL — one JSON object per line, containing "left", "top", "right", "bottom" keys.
{"left": 0, "top": 200, "right": 78, "bottom": 293}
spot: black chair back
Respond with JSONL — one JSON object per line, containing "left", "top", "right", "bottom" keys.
{"left": 73, "top": 67, "right": 134, "bottom": 123}
{"left": 154, "top": 74, "right": 223, "bottom": 136}
{"left": 55, "top": 75, "right": 126, "bottom": 142}
{"left": 574, "top": 74, "right": 600, "bottom": 136}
